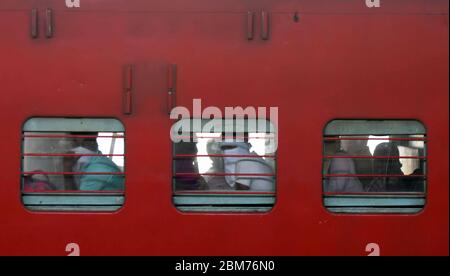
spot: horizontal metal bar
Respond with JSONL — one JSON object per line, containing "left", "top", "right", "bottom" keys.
{"left": 25, "top": 206, "right": 122, "bottom": 212}
{"left": 324, "top": 174, "right": 425, "bottom": 178}
{"left": 23, "top": 195, "right": 125, "bottom": 205}
{"left": 23, "top": 153, "right": 125, "bottom": 157}
{"left": 23, "top": 134, "right": 125, "bottom": 138}
{"left": 323, "top": 192, "right": 425, "bottom": 196}
{"left": 174, "top": 135, "right": 274, "bottom": 140}
{"left": 174, "top": 154, "right": 276, "bottom": 158}
{"left": 22, "top": 191, "right": 124, "bottom": 195}
{"left": 324, "top": 197, "right": 425, "bottom": 207}
{"left": 324, "top": 155, "right": 426, "bottom": 159}
{"left": 324, "top": 137, "right": 426, "bottom": 141}
{"left": 326, "top": 207, "right": 423, "bottom": 214}
{"left": 175, "top": 173, "right": 275, "bottom": 177}
{"left": 177, "top": 206, "right": 272, "bottom": 212}
{"left": 173, "top": 195, "right": 275, "bottom": 205}
{"left": 173, "top": 191, "right": 276, "bottom": 195}
{"left": 23, "top": 171, "right": 125, "bottom": 175}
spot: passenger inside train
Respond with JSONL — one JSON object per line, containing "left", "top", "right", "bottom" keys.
{"left": 323, "top": 133, "right": 426, "bottom": 193}
{"left": 22, "top": 130, "right": 125, "bottom": 192}
{"left": 63, "top": 132, "right": 124, "bottom": 191}
{"left": 173, "top": 142, "right": 208, "bottom": 190}
{"left": 23, "top": 171, "right": 54, "bottom": 192}
{"left": 173, "top": 133, "right": 276, "bottom": 191}
{"left": 340, "top": 136, "right": 373, "bottom": 189}
{"left": 367, "top": 142, "right": 423, "bottom": 192}
{"left": 323, "top": 139, "right": 364, "bottom": 193}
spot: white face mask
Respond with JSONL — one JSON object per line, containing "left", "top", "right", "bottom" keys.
{"left": 220, "top": 142, "right": 274, "bottom": 191}
{"left": 222, "top": 143, "right": 251, "bottom": 188}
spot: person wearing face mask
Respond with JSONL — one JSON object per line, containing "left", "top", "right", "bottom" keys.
{"left": 219, "top": 140, "right": 275, "bottom": 191}
{"left": 204, "top": 140, "right": 230, "bottom": 190}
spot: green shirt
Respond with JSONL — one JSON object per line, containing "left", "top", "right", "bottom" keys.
{"left": 78, "top": 155, "right": 124, "bottom": 191}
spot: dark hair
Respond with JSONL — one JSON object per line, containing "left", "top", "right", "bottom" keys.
{"left": 70, "top": 131, "right": 99, "bottom": 151}
{"left": 373, "top": 142, "right": 402, "bottom": 175}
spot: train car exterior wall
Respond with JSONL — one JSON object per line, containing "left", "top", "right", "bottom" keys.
{"left": 0, "top": 0, "right": 448, "bottom": 255}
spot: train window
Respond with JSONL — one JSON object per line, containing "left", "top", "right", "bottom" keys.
{"left": 172, "top": 119, "right": 277, "bottom": 212}
{"left": 323, "top": 120, "right": 426, "bottom": 214}
{"left": 21, "top": 118, "right": 125, "bottom": 212}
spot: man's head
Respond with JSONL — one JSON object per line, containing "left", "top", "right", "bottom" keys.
{"left": 373, "top": 142, "right": 403, "bottom": 175}
{"left": 341, "top": 136, "right": 369, "bottom": 155}
{"left": 70, "top": 132, "right": 99, "bottom": 151}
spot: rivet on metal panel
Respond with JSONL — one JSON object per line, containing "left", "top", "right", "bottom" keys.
{"left": 261, "top": 10, "right": 270, "bottom": 40}
{"left": 247, "top": 11, "right": 255, "bottom": 40}
{"left": 30, "top": 9, "right": 39, "bottom": 39}
{"left": 123, "top": 65, "right": 133, "bottom": 115}
{"left": 45, "top": 8, "right": 54, "bottom": 38}
{"left": 167, "top": 64, "right": 177, "bottom": 115}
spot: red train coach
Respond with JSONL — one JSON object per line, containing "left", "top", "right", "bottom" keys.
{"left": 0, "top": 0, "right": 448, "bottom": 256}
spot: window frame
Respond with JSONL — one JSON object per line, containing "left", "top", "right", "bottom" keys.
{"left": 322, "top": 119, "right": 427, "bottom": 214}
{"left": 171, "top": 118, "right": 277, "bottom": 213}
{"left": 21, "top": 117, "right": 126, "bottom": 212}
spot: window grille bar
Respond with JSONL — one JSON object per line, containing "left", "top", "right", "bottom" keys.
{"left": 324, "top": 174, "right": 425, "bottom": 178}
{"left": 23, "top": 134, "right": 125, "bottom": 139}
{"left": 23, "top": 171, "right": 125, "bottom": 175}
{"left": 174, "top": 154, "right": 276, "bottom": 158}
{"left": 175, "top": 172, "right": 275, "bottom": 177}
{"left": 323, "top": 192, "right": 426, "bottom": 196}
{"left": 324, "top": 137, "right": 426, "bottom": 141}
{"left": 324, "top": 155, "right": 426, "bottom": 159}
{"left": 23, "top": 153, "right": 125, "bottom": 157}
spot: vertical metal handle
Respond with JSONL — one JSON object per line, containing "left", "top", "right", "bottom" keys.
{"left": 167, "top": 64, "right": 177, "bottom": 115}
{"left": 45, "top": 8, "right": 54, "bottom": 38}
{"left": 246, "top": 11, "right": 255, "bottom": 40}
{"left": 123, "top": 65, "right": 133, "bottom": 115}
{"left": 261, "top": 10, "right": 270, "bottom": 40}
{"left": 30, "top": 9, "right": 39, "bottom": 39}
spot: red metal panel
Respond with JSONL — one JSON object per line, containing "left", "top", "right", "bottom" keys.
{"left": 0, "top": 0, "right": 448, "bottom": 256}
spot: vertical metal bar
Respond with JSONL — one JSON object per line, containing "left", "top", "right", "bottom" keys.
{"left": 108, "top": 133, "right": 116, "bottom": 160}
{"left": 167, "top": 64, "right": 177, "bottom": 115}
{"left": 45, "top": 8, "right": 53, "bottom": 38}
{"left": 261, "top": 10, "right": 270, "bottom": 40}
{"left": 123, "top": 65, "right": 133, "bottom": 115}
{"left": 246, "top": 11, "right": 255, "bottom": 40}
{"left": 30, "top": 9, "right": 39, "bottom": 39}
